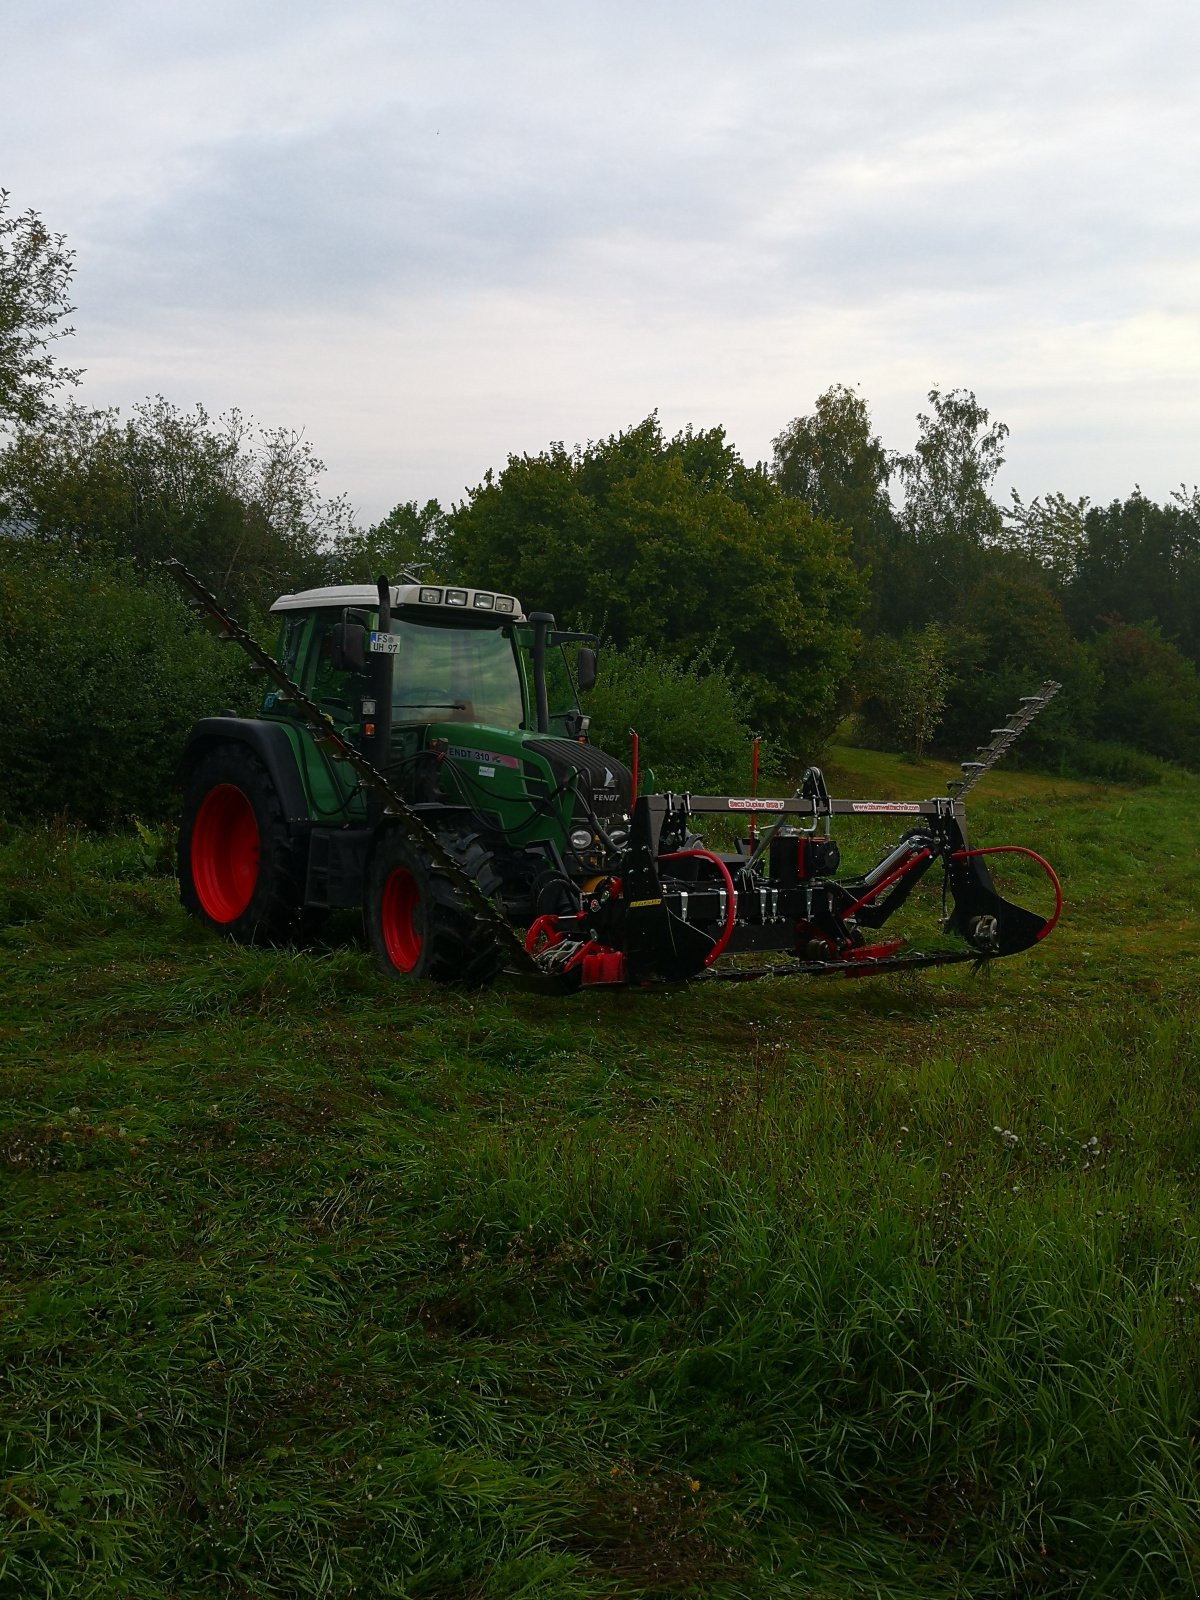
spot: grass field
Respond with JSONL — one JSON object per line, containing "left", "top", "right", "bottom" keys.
{"left": 2, "top": 747, "right": 1199, "bottom": 1597}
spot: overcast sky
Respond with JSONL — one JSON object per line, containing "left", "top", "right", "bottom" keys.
{"left": 4, "top": 0, "right": 1198, "bottom": 524}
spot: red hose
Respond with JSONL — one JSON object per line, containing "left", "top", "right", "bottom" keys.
{"left": 951, "top": 845, "right": 1063, "bottom": 940}
{"left": 658, "top": 849, "right": 737, "bottom": 967}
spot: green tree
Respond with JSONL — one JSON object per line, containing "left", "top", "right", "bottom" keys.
{"left": 895, "top": 387, "right": 1009, "bottom": 623}
{"left": 443, "top": 416, "right": 864, "bottom": 745}
{"left": 331, "top": 498, "right": 448, "bottom": 583}
{"left": 0, "top": 398, "right": 349, "bottom": 611}
{"left": 1068, "top": 490, "right": 1200, "bottom": 666}
{"left": 772, "top": 386, "right": 896, "bottom": 550}
{"left": 771, "top": 384, "right": 905, "bottom": 632}
{"left": 1000, "top": 490, "right": 1090, "bottom": 587}
{"left": 0, "top": 191, "right": 82, "bottom": 426}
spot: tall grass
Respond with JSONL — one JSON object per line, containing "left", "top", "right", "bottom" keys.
{"left": 447, "top": 1011, "right": 1200, "bottom": 1593}
{"left": 2, "top": 754, "right": 1199, "bottom": 1596}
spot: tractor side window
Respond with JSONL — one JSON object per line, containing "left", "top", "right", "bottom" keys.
{"left": 264, "top": 613, "right": 308, "bottom": 713}
{"left": 307, "top": 615, "right": 356, "bottom": 715}
{"left": 278, "top": 613, "right": 305, "bottom": 677}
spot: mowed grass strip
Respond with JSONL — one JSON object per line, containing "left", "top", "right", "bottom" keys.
{"left": 1, "top": 751, "right": 1198, "bottom": 1598}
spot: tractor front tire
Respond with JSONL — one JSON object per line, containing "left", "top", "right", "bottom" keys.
{"left": 179, "top": 746, "right": 306, "bottom": 943}
{"left": 365, "top": 830, "right": 504, "bottom": 986}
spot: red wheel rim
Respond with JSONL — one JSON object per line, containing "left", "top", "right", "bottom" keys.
{"left": 380, "top": 867, "right": 422, "bottom": 972}
{"left": 191, "top": 784, "right": 260, "bottom": 923}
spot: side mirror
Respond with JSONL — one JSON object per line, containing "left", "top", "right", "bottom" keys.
{"left": 576, "top": 646, "right": 597, "bottom": 693}
{"left": 332, "top": 608, "right": 371, "bottom": 674}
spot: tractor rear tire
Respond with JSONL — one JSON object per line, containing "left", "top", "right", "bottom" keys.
{"left": 179, "top": 746, "right": 306, "bottom": 943}
{"left": 365, "top": 830, "right": 505, "bottom": 986}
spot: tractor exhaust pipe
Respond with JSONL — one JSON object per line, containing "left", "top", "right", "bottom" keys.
{"left": 528, "top": 611, "right": 553, "bottom": 734}
{"left": 366, "top": 577, "right": 394, "bottom": 817}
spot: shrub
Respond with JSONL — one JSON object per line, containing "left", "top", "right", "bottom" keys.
{"left": 582, "top": 642, "right": 771, "bottom": 794}
{"left": 1065, "top": 739, "right": 1171, "bottom": 786}
{"left": 855, "top": 623, "right": 949, "bottom": 757}
{"left": 0, "top": 543, "right": 257, "bottom": 826}
{"left": 1088, "top": 620, "right": 1200, "bottom": 769}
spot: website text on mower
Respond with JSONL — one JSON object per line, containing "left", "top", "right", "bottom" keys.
{"left": 166, "top": 561, "right": 1062, "bottom": 991}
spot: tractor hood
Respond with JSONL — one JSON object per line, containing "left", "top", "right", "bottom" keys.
{"left": 430, "top": 725, "right": 633, "bottom": 845}
{"left": 523, "top": 736, "right": 632, "bottom": 822}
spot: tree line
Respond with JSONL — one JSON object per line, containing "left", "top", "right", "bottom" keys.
{"left": 2, "top": 190, "right": 1197, "bottom": 823}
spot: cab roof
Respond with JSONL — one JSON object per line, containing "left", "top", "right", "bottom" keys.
{"left": 269, "top": 582, "right": 525, "bottom": 622}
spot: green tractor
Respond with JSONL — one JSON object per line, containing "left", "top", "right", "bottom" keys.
{"left": 170, "top": 562, "right": 1062, "bottom": 991}
{"left": 175, "top": 569, "right": 627, "bottom": 984}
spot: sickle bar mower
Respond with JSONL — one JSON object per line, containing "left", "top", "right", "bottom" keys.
{"left": 525, "top": 683, "right": 1063, "bottom": 990}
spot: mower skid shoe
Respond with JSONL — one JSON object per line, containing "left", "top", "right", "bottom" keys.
{"left": 944, "top": 852, "right": 1049, "bottom": 957}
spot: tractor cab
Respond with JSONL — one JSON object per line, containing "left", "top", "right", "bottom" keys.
{"left": 258, "top": 580, "right": 631, "bottom": 904}
{"left": 267, "top": 581, "right": 594, "bottom": 738}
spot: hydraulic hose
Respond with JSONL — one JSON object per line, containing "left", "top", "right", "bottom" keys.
{"left": 658, "top": 848, "right": 737, "bottom": 967}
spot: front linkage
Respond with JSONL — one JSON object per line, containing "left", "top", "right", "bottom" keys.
{"left": 525, "top": 698, "right": 1063, "bottom": 990}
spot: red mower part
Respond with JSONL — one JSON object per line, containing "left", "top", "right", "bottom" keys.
{"left": 843, "top": 937, "right": 905, "bottom": 965}
{"left": 579, "top": 946, "right": 626, "bottom": 985}
{"left": 379, "top": 866, "right": 423, "bottom": 972}
{"left": 524, "top": 914, "right": 566, "bottom": 954}
{"left": 190, "top": 783, "right": 260, "bottom": 923}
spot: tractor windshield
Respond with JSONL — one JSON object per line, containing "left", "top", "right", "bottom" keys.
{"left": 390, "top": 616, "right": 525, "bottom": 729}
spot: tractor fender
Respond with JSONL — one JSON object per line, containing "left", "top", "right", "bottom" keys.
{"left": 178, "top": 718, "right": 311, "bottom": 827}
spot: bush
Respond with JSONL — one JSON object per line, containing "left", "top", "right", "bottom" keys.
{"left": 1088, "top": 620, "right": 1200, "bottom": 770}
{"left": 1065, "top": 740, "right": 1171, "bottom": 786}
{"left": 0, "top": 543, "right": 257, "bottom": 826}
{"left": 936, "top": 571, "right": 1099, "bottom": 761}
{"left": 582, "top": 642, "right": 771, "bottom": 794}
{"left": 855, "top": 622, "right": 949, "bottom": 757}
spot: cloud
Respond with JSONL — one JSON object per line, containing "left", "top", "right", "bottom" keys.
{"left": 3, "top": 0, "right": 1198, "bottom": 519}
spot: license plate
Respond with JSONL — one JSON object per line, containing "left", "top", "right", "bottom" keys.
{"left": 370, "top": 632, "right": 399, "bottom": 654}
